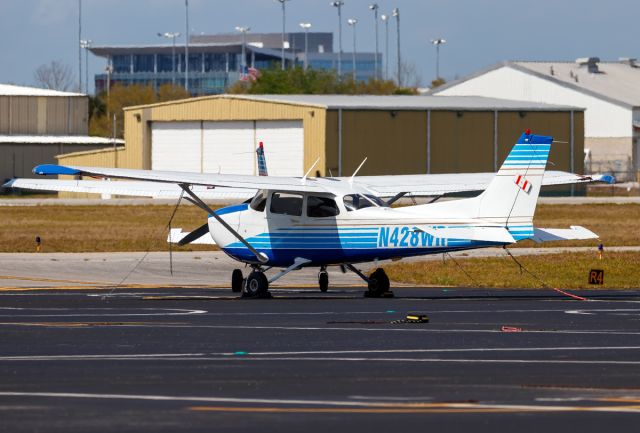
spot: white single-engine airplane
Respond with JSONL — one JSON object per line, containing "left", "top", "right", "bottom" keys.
{"left": 7, "top": 131, "right": 602, "bottom": 297}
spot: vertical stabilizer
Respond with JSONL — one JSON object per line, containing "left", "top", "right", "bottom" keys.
{"left": 256, "top": 142, "right": 268, "bottom": 176}
{"left": 475, "top": 131, "right": 552, "bottom": 238}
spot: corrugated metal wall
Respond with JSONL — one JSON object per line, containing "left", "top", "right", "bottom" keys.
{"left": 327, "top": 109, "right": 584, "bottom": 177}
{"left": 0, "top": 143, "right": 109, "bottom": 183}
{"left": 0, "top": 95, "right": 88, "bottom": 135}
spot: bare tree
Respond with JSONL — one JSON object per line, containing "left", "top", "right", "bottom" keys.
{"left": 34, "top": 61, "right": 76, "bottom": 91}
{"left": 393, "top": 60, "right": 424, "bottom": 89}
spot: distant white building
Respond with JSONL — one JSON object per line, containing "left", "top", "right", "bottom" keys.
{"left": 432, "top": 58, "right": 640, "bottom": 181}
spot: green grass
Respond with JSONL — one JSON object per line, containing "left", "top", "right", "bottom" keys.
{"left": 0, "top": 203, "right": 638, "bottom": 253}
{"left": 384, "top": 252, "right": 640, "bottom": 289}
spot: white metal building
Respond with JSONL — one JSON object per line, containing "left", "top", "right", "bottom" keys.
{"left": 432, "top": 58, "right": 640, "bottom": 180}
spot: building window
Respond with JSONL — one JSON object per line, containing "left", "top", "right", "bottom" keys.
{"left": 157, "top": 54, "right": 176, "bottom": 73}
{"left": 134, "top": 55, "right": 154, "bottom": 73}
{"left": 113, "top": 55, "right": 130, "bottom": 73}
{"left": 204, "top": 53, "right": 226, "bottom": 72}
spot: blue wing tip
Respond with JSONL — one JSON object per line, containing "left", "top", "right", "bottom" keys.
{"left": 33, "top": 164, "right": 80, "bottom": 176}
{"left": 2, "top": 179, "right": 16, "bottom": 188}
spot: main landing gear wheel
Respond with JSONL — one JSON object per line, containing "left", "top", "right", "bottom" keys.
{"left": 318, "top": 269, "right": 329, "bottom": 293}
{"left": 243, "top": 271, "right": 270, "bottom": 298}
{"left": 231, "top": 269, "right": 243, "bottom": 293}
{"left": 366, "top": 268, "right": 391, "bottom": 298}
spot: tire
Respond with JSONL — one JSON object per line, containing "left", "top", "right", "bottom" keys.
{"left": 318, "top": 271, "right": 329, "bottom": 293}
{"left": 231, "top": 269, "right": 243, "bottom": 293}
{"left": 244, "top": 271, "right": 269, "bottom": 297}
{"left": 367, "top": 268, "right": 390, "bottom": 297}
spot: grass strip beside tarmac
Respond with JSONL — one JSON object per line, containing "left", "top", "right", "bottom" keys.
{"left": 0, "top": 203, "right": 638, "bottom": 253}
{"left": 385, "top": 251, "right": 640, "bottom": 289}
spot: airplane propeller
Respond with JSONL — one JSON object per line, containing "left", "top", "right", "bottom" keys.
{"left": 177, "top": 222, "right": 210, "bottom": 246}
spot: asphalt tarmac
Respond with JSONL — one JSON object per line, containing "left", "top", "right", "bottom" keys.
{"left": 2, "top": 283, "right": 640, "bottom": 432}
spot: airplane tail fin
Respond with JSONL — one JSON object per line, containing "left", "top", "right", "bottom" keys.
{"left": 256, "top": 142, "right": 268, "bottom": 176}
{"left": 474, "top": 130, "right": 552, "bottom": 239}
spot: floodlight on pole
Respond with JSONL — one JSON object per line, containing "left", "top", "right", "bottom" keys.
{"left": 347, "top": 18, "right": 357, "bottom": 81}
{"left": 299, "top": 22, "right": 312, "bottom": 70}
{"left": 392, "top": 8, "right": 401, "bottom": 86}
{"left": 430, "top": 38, "right": 447, "bottom": 79}
{"left": 330, "top": 1, "right": 344, "bottom": 78}
{"left": 80, "top": 39, "right": 92, "bottom": 94}
{"left": 158, "top": 32, "right": 181, "bottom": 85}
{"left": 276, "top": 0, "right": 291, "bottom": 71}
{"left": 235, "top": 26, "right": 251, "bottom": 73}
{"left": 369, "top": 4, "right": 379, "bottom": 80}
{"left": 380, "top": 14, "right": 389, "bottom": 80}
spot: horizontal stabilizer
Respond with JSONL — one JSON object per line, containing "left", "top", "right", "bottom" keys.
{"left": 531, "top": 226, "right": 599, "bottom": 243}
{"left": 167, "top": 228, "right": 216, "bottom": 245}
{"left": 414, "top": 226, "right": 516, "bottom": 244}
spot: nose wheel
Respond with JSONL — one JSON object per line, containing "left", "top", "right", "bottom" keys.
{"left": 318, "top": 267, "right": 329, "bottom": 292}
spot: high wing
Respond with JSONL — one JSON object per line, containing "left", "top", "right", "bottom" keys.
{"left": 352, "top": 171, "right": 613, "bottom": 197}
{"left": 4, "top": 178, "right": 256, "bottom": 200}
{"left": 5, "top": 163, "right": 611, "bottom": 199}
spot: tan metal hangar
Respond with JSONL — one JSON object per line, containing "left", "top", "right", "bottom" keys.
{"left": 57, "top": 94, "right": 584, "bottom": 181}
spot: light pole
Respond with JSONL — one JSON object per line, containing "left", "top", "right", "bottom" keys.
{"left": 392, "top": 8, "right": 401, "bottom": 86}
{"left": 80, "top": 39, "right": 92, "bottom": 94}
{"left": 381, "top": 14, "right": 389, "bottom": 80}
{"left": 430, "top": 38, "right": 447, "bottom": 79}
{"left": 369, "top": 4, "right": 379, "bottom": 80}
{"left": 184, "top": 0, "right": 190, "bottom": 92}
{"left": 330, "top": 1, "right": 344, "bottom": 77}
{"left": 276, "top": 0, "right": 290, "bottom": 70}
{"left": 158, "top": 32, "right": 181, "bottom": 85}
{"left": 235, "top": 26, "right": 250, "bottom": 73}
{"left": 299, "top": 22, "right": 311, "bottom": 70}
{"left": 347, "top": 19, "right": 357, "bottom": 81}
{"left": 78, "top": 0, "right": 82, "bottom": 92}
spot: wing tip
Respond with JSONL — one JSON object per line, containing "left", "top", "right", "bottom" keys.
{"left": 33, "top": 164, "right": 80, "bottom": 176}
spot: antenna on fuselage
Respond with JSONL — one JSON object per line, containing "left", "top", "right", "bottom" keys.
{"left": 349, "top": 157, "right": 367, "bottom": 184}
{"left": 301, "top": 157, "right": 320, "bottom": 184}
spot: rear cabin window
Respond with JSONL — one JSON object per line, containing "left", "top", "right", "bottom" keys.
{"left": 343, "top": 194, "right": 385, "bottom": 211}
{"left": 250, "top": 190, "right": 267, "bottom": 212}
{"left": 270, "top": 192, "right": 303, "bottom": 216}
{"left": 307, "top": 196, "right": 339, "bottom": 218}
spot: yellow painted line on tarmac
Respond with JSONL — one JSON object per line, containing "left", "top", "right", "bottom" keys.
{"left": 188, "top": 402, "right": 640, "bottom": 414}
{"left": 0, "top": 275, "right": 105, "bottom": 285}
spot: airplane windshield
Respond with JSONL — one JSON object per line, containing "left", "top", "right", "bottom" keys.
{"left": 250, "top": 190, "right": 267, "bottom": 212}
{"left": 343, "top": 194, "right": 386, "bottom": 211}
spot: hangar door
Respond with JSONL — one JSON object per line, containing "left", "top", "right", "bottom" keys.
{"left": 151, "top": 120, "right": 304, "bottom": 176}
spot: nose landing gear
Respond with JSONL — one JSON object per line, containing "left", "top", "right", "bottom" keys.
{"left": 318, "top": 266, "right": 329, "bottom": 293}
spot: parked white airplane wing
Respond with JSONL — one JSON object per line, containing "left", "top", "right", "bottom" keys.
{"left": 5, "top": 164, "right": 612, "bottom": 199}
{"left": 355, "top": 171, "right": 612, "bottom": 197}
{"left": 5, "top": 178, "right": 256, "bottom": 200}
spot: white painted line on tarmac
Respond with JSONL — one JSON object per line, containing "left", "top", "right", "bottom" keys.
{"left": 217, "top": 346, "right": 640, "bottom": 356}
{"left": 3, "top": 346, "right": 640, "bottom": 362}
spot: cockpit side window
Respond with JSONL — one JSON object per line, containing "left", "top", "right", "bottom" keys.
{"left": 343, "top": 194, "right": 385, "bottom": 211}
{"left": 250, "top": 190, "right": 267, "bottom": 212}
{"left": 307, "top": 196, "right": 339, "bottom": 218}
{"left": 270, "top": 192, "right": 303, "bottom": 216}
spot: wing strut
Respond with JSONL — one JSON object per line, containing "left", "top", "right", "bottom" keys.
{"left": 178, "top": 184, "right": 268, "bottom": 263}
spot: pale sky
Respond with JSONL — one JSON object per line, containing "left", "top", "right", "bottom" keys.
{"left": 1, "top": 0, "right": 638, "bottom": 92}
